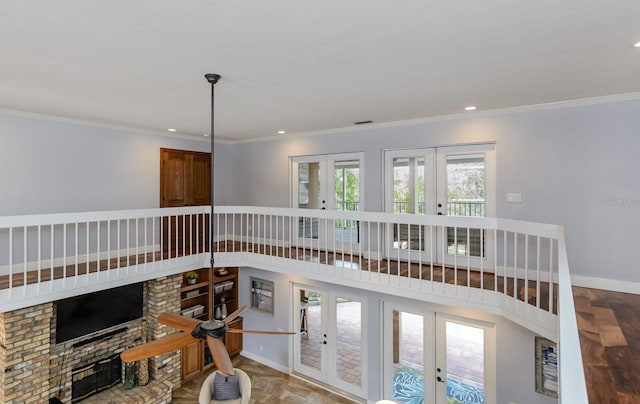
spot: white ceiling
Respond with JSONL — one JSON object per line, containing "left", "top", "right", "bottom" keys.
{"left": 1, "top": 1, "right": 639, "bottom": 142}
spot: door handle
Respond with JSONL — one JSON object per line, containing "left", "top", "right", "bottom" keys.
{"left": 436, "top": 376, "right": 444, "bottom": 383}
{"left": 437, "top": 212, "right": 442, "bottom": 215}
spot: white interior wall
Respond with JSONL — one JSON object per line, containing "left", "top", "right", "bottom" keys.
{"left": 0, "top": 112, "right": 229, "bottom": 215}
{"left": 4, "top": 99, "right": 638, "bottom": 285}
{"left": 226, "top": 98, "right": 640, "bottom": 287}
{"left": 238, "top": 266, "right": 556, "bottom": 404}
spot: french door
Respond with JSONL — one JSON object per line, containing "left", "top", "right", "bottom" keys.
{"left": 383, "top": 304, "right": 496, "bottom": 404}
{"left": 384, "top": 144, "right": 495, "bottom": 267}
{"left": 291, "top": 153, "right": 363, "bottom": 252}
{"left": 292, "top": 285, "right": 368, "bottom": 398}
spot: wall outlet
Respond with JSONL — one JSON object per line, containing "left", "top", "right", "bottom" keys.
{"left": 259, "top": 344, "right": 264, "bottom": 352}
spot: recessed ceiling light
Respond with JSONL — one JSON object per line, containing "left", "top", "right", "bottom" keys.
{"left": 277, "top": 130, "right": 286, "bottom": 134}
{"left": 634, "top": 41, "right": 640, "bottom": 48}
{"left": 167, "top": 128, "right": 177, "bottom": 132}
{"left": 465, "top": 106, "right": 477, "bottom": 111}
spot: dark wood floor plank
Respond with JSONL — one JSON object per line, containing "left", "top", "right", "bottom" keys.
{"left": 574, "top": 286, "right": 640, "bottom": 403}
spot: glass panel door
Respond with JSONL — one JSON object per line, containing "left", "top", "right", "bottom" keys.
{"left": 383, "top": 304, "right": 436, "bottom": 403}
{"left": 436, "top": 145, "right": 495, "bottom": 268}
{"left": 295, "top": 287, "right": 326, "bottom": 379}
{"left": 384, "top": 149, "right": 436, "bottom": 261}
{"left": 384, "top": 145, "right": 495, "bottom": 266}
{"left": 333, "top": 160, "right": 361, "bottom": 246}
{"left": 292, "top": 153, "right": 364, "bottom": 253}
{"left": 294, "top": 286, "right": 368, "bottom": 399}
{"left": 435, "top": 317, "right": 495, "bottom": 404}
{"left": 292, "top": 157, "right": 328, "bottom": 249}
{"left": 332, "top": 295, "right": 366, "bottom": 396}
{"left": 383, "top": 306, "right": 495, "bottom": 404}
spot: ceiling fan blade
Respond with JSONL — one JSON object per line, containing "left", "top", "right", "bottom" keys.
{"left": 206, "top": 335, "right": 235, "bottom": 376}
{"left": 226, "top": 329, "right": 295, "bottom": 335}
{"left": 157, "top": 312, "right": 202, "bottom": 332}
{"left": 223, "top": 305, "right": 248, "bottom": 324}
{"left": 121, "top": 332, "right": 195, "bottom": 362}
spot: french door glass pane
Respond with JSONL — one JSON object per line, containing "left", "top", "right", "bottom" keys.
{"left": 300, "top": 289, "right": 322, "bottom": 370}
{"left": 392, "top": 311, "right": 425, "bottom": 403}
{"left": 334, "top": 160, "right": 360, "bottom": 244}
{"left": 335, "top": 298, "right": 362, "bottom": 387}
{"left": 298, "top": 162, "right": 320, "bottom": 240}
{"left": 393, "top": 157, "right": 425, "bottom": 250}
{"left": 445, "top": 321, "right": 485, "bottom": 404}
{"left": 446, "top": 154, "right": 485, "bottom": 257}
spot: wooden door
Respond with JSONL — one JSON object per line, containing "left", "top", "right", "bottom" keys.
{"left": 160, "top": 148, "right": 211, "bottom": 257}
{"left": 160, "top": 148, "right": 211, "bottom": 207}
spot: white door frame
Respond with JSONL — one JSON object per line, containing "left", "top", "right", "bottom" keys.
{"left": 290, "top": 152, "right": 364, "bottom": 252}
{"left": 383, "top": 143, "right": 496, "bottom": 267}
{"left": 292, "top": 283, "right": 368, "bottom": 398}
{"left": 382, "top": 302, "right": 496, "bottom": 403}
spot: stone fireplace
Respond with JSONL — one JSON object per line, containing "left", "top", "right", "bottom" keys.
{"left": 71, "top": 354, "right": 121, "bottom": 402}
{"left": 0, "top": 274, "right": 183, "bottom": 403}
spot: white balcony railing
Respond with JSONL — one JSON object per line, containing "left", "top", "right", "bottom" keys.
{"left": 0, "top": 205, "right": 587, "bottom": 403}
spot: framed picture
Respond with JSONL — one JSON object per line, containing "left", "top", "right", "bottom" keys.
{"left": 535, "top": 336, "right": 558, "bottom": 398}
{"left": 250, "top": 277, "right": 274, "bottom": 315}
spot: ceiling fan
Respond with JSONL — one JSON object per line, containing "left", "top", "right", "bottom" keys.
{"left": 121, "top": 74, "right": 294, "bottom": 375}
{"left": 121, "top": 305, "right": 293, "bottom": 375}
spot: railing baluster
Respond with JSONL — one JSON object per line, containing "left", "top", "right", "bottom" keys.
{"left": 525, "top": 234, "right": 529, "bottom": 305}
{"left": 38, "top": 225, "right": 42, "bottom": 292}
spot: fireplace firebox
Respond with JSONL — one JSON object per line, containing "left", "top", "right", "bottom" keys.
{"left": 71, "top": 354, "right": 121, "bottom": 402}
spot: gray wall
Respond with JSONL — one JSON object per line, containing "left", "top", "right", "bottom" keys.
{"left": 4, "top": 99, "right": 638, "bottom": 283}
{"left": 226, "top": 99, "right": 640, "bottom": 284}
{"left": 0, "top": 112, "right": 229, "bottom": 215}
{"left": 238, "top": 267, "right": 556, "bottom": 404}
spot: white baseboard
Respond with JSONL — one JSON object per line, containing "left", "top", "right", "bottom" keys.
{"left": 571, "top": 274, "right": 640, "bottom": 295}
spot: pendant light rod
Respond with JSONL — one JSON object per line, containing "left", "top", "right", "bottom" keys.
{"left": 205, "top": 73, "right": 221, "bottom": 268}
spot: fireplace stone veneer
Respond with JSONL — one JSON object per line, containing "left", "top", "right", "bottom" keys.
{"left": 0, "top": 274, "right": 182, "bottom": 404}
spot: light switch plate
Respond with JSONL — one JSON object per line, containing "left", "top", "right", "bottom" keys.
{"left": 507, "top": 193, "right": 522, "bottom": 203}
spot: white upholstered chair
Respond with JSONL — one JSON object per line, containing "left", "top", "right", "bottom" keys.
{"left": 198, "top": 368, "right": 251, "bottom": 404}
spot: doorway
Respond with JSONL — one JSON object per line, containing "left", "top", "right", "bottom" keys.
{"left": 159, "top": 148, "right": 211, "bottom": 256}
{"left": 384, "top": 144, "right": 495, "bottom": 267}
{"left": 383, "top": 303, "right": 496, "bottom": 403}
{"left": 290, "top": 153, "right": 364, "bottom": 252}
{"left": 292, "top": 284, "right": 368, "bottom": 398}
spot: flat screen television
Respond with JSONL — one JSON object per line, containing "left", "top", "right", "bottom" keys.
{"left": 55, "top": 282, "right": 144, "bottom": 343}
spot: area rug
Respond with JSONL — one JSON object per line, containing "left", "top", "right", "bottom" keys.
{"left": 393, "top": 371, "right": 484, "bottom": 404}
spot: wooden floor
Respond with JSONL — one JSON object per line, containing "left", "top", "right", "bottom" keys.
{"left": 171, "top": 355, "right": 355, "bottom": 404}
{"left": 574, "top": 286, "right": 640, "bottom": 404}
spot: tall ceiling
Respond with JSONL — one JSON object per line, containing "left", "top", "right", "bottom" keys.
{"left": 1, "top": 1, "right": 639, "bottom": 142}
